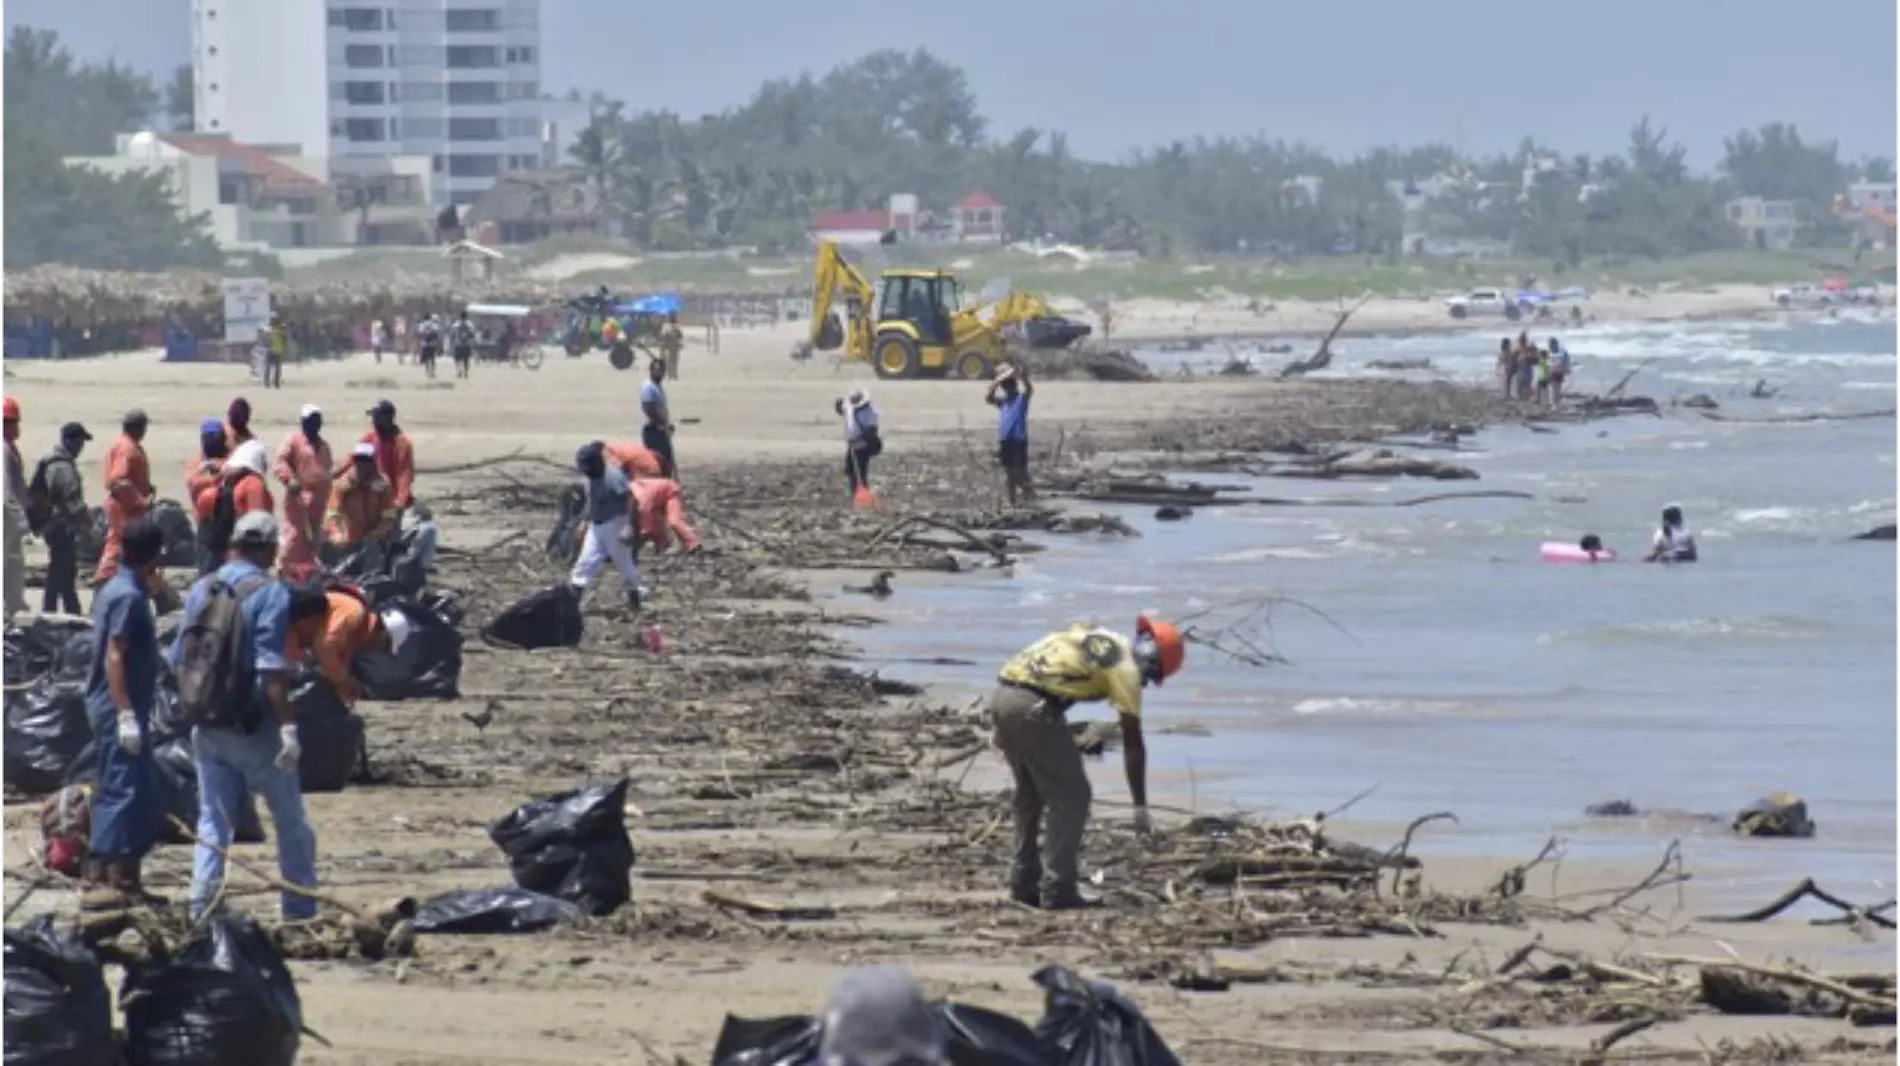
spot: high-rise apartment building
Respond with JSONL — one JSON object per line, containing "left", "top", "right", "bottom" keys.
{"left": 193, "top": 0, "right": 543, "bottom": 207}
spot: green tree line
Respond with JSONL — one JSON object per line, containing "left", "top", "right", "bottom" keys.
{"left": 569, "top": 48, "right": 1892, "bottom": 259}
{"left": 4, "top": 27, "right": 219, "bottom": 271}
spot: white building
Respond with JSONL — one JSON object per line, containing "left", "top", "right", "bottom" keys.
{"left": 193, "top": 0, "right": 544, "bottom": 207}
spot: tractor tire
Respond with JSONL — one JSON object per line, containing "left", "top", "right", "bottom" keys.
{"left": 1448, "top": 305, "right": 1468, "bottom": 320}
{"left": 564, "top": 332, "right": 587, "bottom": 356}
{"left": 609, "top": 341, "right": 635, "bottom": 371}
{"left": 952, "top": 350, "right": 992, "bottom": 380}
{"left": 873, "top": 334, "right": 922, "bottom": 379}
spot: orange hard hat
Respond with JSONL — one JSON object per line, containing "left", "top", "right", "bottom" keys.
{"left": 1136, "top": 614, "right": 1185, "bottom": 683}
{"left": 2, "top": 398, "right": 18, "bottom": 422}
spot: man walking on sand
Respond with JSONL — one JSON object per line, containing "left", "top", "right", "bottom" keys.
{"left": 35, "top": 422, "right": 93, "bottom": 615}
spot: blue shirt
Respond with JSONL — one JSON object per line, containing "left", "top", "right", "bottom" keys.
{"left": 639, "top": 380, "right": 668, "bottom": 425}
{"left": 170, "top": 559, "right": 291, "bottom": 726}
{"left": 585, "top": 467, "right": 631, "bottom": 525}
{"left": 994, "top": 391, "right": 1029, "bottom": 442}
{"left": 87, "top": 570, "right": 158, "bottom": 719}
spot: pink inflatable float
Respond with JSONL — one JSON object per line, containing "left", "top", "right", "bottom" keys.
{"left": 1540, "top": 541, "right": 1616, "bottom": 563}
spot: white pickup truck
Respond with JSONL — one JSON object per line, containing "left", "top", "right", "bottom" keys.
{"left": 1771, "top": 284, "right": 1836, "bottom": 308}
{"left": 1445, "top": 288, "right": 1524, "bottom": 321}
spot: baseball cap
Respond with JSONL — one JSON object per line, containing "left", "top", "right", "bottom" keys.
{"left": 299, "top": 403, "right": 322, "bottom": 420}
{"left": 816, "top": 967, "right": 948, "bottom": 1066}
{"left": 59, "top": 422, "right": 92, "bottom": 442}
{"left": 353, "top": 441, "right": 377, "bottom": 459}
{"left": 231, "top": 511, "right": 280, "bottom": 548}
{"left": 199, "top": 417, "right": 225, "bottom": 436}
{"left": 123, "top": 407, "right": 148, "bottom": 424}
{"left": 367, "top": 399, "right": 397, "bottom": 418}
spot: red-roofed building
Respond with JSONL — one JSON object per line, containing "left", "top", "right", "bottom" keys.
{"left": 64, "top": 131, "right": 436, "bottom": 249}
{"left": 952, "top": 190, "right": 1005, "bottom": 243}
{"left": 809, "top": 194, "right": 924, "bottom": 246}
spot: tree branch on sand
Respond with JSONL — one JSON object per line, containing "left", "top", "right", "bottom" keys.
{"left": 1175, "top": 593, "right": 1358, "bottom": 666}
{"left": 1279, "top": 291, "right": 1373, "bottom": 378}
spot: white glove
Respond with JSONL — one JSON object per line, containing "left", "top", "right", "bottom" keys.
{"left": 1132, "top": 806, "right": 1154, "bottom": 837}
{"left": 115, "top": 711, "right": 142, "bottom": 756}
{"left": 274, "top": 724, "right": 302, "bottom": 774}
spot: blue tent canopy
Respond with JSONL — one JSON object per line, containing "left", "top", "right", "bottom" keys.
{"left": 607, "top": 292, "right": 679, "bottom": 316}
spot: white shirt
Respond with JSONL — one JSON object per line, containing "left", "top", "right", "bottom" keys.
{"left": 639, "top": 380, "right": 668, "bottom": 424}
{"left": 1651, "top": 525, "right": 1697, "bottom": 561}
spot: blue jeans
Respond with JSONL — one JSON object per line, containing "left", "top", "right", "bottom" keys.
{"left": 85, "top": 704, "right": 159, "bottom": 860}
{"left": 190, "top": 724, "right": 319, "bottom": 920}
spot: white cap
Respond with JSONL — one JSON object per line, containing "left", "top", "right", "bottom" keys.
{"left": 846, "top": 389, "right": 870, "bottom": 408}
{"left": 817, "top": 966, "right": 946, "bottom": 1066}
{"left": 228, "top": 440, "right": 269, "bottom": 475}
{"left": 231, "top": 511, "right": 279, "bottom": 547}
{"left": 353, "top": 441, "right": 377, "bottom": 459}
{"left": 379, "top": 608, "right": 413, "bottom": 653}
{"left": 300, "top": 404, "right": 322, "bottom": 420}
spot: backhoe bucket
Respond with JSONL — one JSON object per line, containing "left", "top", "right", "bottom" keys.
{"left": 815, "top": 313, "right": 845, "bottom": 352}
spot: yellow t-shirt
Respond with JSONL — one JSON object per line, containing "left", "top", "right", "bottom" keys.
{"left": 998, "top": 624, "right": 1144, "bottom": 718}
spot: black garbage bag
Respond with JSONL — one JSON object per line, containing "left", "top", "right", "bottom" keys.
{"left": 65, "top": 737, "right": 266, "bottom": 846}
{"left": 121, "top": 911, "right": 301, "bottom": 1066}
{"left": 289, "top": 671, "right": 364, "bottom": 793}
{"left": 3, "top": 679, "right": 92, "bottom": 796}
{"left": 75, "top": 507, "right": 107, "bottom": 569}
{"left": 332, "top": 540, "right": 388, "bottom": 582}
{"left": 351, "top": 596, "right": 463, "bottom": 701}
{"left": 711, "top": 1014, "right": 822, "bottom": 1066}
{"left": 411, "top": 887, "right": 585, "bottom": 934}
{"left": 481, "top": 585, "right": 583, "bottom": 650}
{"left": 4, "top": 617, "right": 93, "bottom": 679}
{"left": 417, "top": 588, "right": 464, "bottom": 628}
{"left": 488, "top": 778, "right": 635, "bottom": 916}
{"left": 1032, "top": 965, "right": 1180, "bottom": 1066}
{"left": 545, "top": 484, "right": 585, "bottom": 567}
{"left": 151, "top": 500, "right": 199, "bottom": 569}
{"left": 3, "top": 915, "right": 117, "bottom": 1066}
{"left": 710, "top": 1002, "right": 1048, "bottom": 1066}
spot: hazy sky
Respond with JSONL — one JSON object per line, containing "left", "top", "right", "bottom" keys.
{"left": 11, "top": 0, "right": 1895, "bottom": 166}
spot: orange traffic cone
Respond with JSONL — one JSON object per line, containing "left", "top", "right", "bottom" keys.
{"left": 851, "top": 486, "right": 878, "bottom": 510}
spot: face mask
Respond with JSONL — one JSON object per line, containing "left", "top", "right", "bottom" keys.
{"left": 1133, "top": 633, "right": 1162, "bottom": 684}
{"left": 303, "top": 416, "right": 323, "bottom": 439}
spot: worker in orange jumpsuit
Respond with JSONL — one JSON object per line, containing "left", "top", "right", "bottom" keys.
{"left": 347, "top": 400, "right": 414, "bottom": 530}
{"left": 95, "top": 409, "right": 154, "bottom": 586}
{"left": 631, "top": 476, "right": 701, "bottom": 554}
{"left": 603, "top": 440, "right": 664, "bottom": 479}
{"left": 224, "top": 397, "right": 255, "bottom": 452}
{"left": 325, "top": 443, "right": 397, "bottom": 551}
{"left": 274, "top": 404, "right": 334, "bottom": 585}
{"left": 287, "top": 586, "right": 393, "bottom": 707}
{"left": 186, "top": 418, "right": 230, "bottom": 574}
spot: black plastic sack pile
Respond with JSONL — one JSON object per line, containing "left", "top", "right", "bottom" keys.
{"left": 290, "top": 670, "right": 365, "bottom": 793}
{"left": 121, "top": 912, "right": 302, "bottom": 1066}
{"left": 481, "top": 585, "right": 583, "bottom": 650}
{"left": 150, "top": 500, "right": 199, "bottom": 569}
{"left": 3, "top": 619, "right": 99, "bottom": 796}
{"left": 709, "top": 965, "right": 1180, "bottom": 1066}
{"left": 351, "top": 595, "right": 463, "bottom": 700}
{"left": 412, "top": 887, "right": 586, "bottom": 934}
{"left": 489, "top": 778, "right": 635, "bottom": 916}
{"left": 3, "top": 916, "right": 117, "bottom": 1066}
{"left": 75, "top": 508, "right": 108, "bottom": 568}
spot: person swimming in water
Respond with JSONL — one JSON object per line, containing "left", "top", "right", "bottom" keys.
{"left": 1579, "top": 533, "right": 1606, "bottom": 559}
{"left": 1643, "top": 505, "right": 1698, "bottom": 563}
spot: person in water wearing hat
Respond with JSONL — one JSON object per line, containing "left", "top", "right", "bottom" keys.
{"left": 986, "top": 361, "right": 1035, "bottom": 506}
{"left": 36, "top": 422, "right": 94, "bottom": 614}
{"left": 273, "top": 404, "right": 334, "bottom": 585}
{"left": 837, "top": 389, "right": 881, "bottom": 507}
{"left": 989, "top": 614, "right": 1186, "bottom": 908}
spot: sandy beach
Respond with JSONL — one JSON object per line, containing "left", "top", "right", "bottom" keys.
{"left": 4, "top": 316, "right": 1891, "bottom": 1065}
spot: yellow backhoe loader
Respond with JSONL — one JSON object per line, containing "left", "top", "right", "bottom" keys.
{"left": 797, "top": 241, "right": 1092, "bottom": 380}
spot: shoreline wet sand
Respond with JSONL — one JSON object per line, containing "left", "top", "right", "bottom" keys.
{"left": 3, "top": 331, "right": 1892, "bottom": 1065}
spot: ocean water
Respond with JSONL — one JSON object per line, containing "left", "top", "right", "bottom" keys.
{"left": 856, "top": 314, "right": 1896, "bottom": 907}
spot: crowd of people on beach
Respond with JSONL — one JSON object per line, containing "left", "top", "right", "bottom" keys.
{"left": 1497, "top": 331, "right": 1571, "bottom": 406}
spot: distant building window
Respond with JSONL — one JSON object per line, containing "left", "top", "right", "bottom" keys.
{"left": 445, "top": 9, "right": 499, "bottom": 32}
{"left": 506, "top": 118, "right": 538, "bottom": 136}
{"left": 328, "top": 9, "right": 344, "bottom": 26}
{"left": 344, "top": 81, "right": 385, "bottom": 105}
{"left": 405, "top": 118, "right": 444, "bottom": 138}
{"left": 447, "top": 80, "right": 500, "bottom": 104}
{"left": 340, "top": 7, "right": 384, "bottom": 31}
{"left": 219, "top": 177, "right": 241, "bottom": 204}
{"left": 516, "top": 47, "right": 533, "bottom": 63}
{"left": 344, "top": 118, "right": 386, "bottom": 142}
{"left": 446, "top": 45, "right": 500, "bottom": 69}
{"left": 403, "top": 81, "right": 444, "bottom": 102}
{"left": 505, "top": 80, "right": 537, "bottom": 99}
{"left": 343, "top": 44, "right": 383, "bottom": 68}
{"left": 449, "top": 117, "right": 501, "bottom": 141}
{"left": 447, "top": 154, "right": 500, "bottom": 178}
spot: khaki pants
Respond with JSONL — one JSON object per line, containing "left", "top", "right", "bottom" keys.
{"left": 4, "top": 501, "right": 26, "bottom": 618}
{"left": 988, "top": 684, "right": 1090, "bottom": 902}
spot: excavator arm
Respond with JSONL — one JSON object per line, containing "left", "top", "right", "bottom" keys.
{"left": 808, "top": 240, "right": 876, "bottom": 356}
